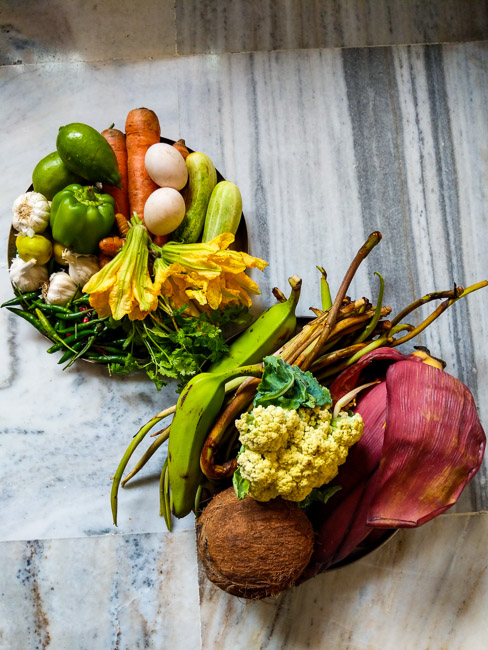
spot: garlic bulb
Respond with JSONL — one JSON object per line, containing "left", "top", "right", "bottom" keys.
{"left": 65, "top": 250, "right": 100, "bottom": 286}
{"left": 9, "top": 256, "right": 48, "bottom": 292}
{"left": 44, "top": 271, "right": 78, "bottom": 306}
{"left": 12, "top": 192, "right": 50, "bottom": 234}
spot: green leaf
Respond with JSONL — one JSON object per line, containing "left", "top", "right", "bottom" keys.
{"left": 232, "top": 466, "right": 250, "bottom": 500}
{"left": 297, "top": 485, "right": 342, "bottom": 509}
{"left": 253, "top": 356, "right": 332, "bottom": 409}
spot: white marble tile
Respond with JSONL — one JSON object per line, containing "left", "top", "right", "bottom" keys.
{"left": 175, "top": 0, "right": 488, "bottom": 56}
{"left": 199, "top": 513, "right": 488, "bottom": 650}
{"left": 0, "top": 0, "right": 176, "bottom": 65}
{"left": 0, "top": 530, "right": 201, "bottom": 650}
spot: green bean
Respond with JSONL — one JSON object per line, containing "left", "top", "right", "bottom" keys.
{"left": 6, "top": 307, "right": 46, "bottom": 335}
{"left": 1, "top": 291, "right": 40, "bottom": 308}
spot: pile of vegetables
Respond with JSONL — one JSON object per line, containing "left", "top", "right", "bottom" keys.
{"left": 4, "top": 109, "right": 487, "bottom": 602}
{"left": 4, "top": 108, "right": 262, "bottom": 389}
{"left": 111, "top": 231, "right": 486, "bottom": 600}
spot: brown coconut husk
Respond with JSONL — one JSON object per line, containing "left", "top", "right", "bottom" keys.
{"left": 196, "top": 487, "right": 314, "bottom": 599}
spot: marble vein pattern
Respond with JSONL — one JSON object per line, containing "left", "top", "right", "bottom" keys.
{"left": 1, "top": 42, "right": 487, "bottom": 547}
{"left": 0, "top": 0, "right": 176, "bottom": 65}
{"left": 198, "top": 513, "right": 488, "bottom": 650}
{"left": 2, "top": 0, "right": 488, "bottom": 66}
{"left": 0, "top": 530, "right": 201, "bottom": 650}
{"left": 176, "top": 0, "right": 488, "bottom": 56}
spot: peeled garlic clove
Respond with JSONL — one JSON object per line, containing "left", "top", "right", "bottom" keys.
{"left": 12, "top": 191, "right": 50, "bottom": 234}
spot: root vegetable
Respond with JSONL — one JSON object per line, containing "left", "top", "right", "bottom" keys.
{"left": 125, "top": 108, "right": 161, "bottom": 220}
{"left": 143, "top": 187, "right": 186, "bottom": 236}
{"left": 101, "top": 128, "right": 130, "bottom": 219}
{"left": 196, "top": 487, "right": 314, "bottom": 599}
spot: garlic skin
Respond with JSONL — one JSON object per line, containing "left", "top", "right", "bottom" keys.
{"left": 44, "top": 271, "right": 78, "bottom": 306}
{"left": 65, "top": 250, "right": 100, "bottom": 286}
{"left": 9, "top": 256, "right": 49, "bottom": 292}
{"left": 12, "top": 192, "right": 50, "bottom": 234}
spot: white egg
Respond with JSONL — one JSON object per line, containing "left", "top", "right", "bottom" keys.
{"left": 145, "top": 142, "right": 188, "bottom": 190}
{"left": 144, "top": 187, "right": 186, "bottom": 236}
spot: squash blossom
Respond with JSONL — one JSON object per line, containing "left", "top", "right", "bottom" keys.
{"left": 83, "top": 216, "right": 160, "bottom": 320}
{"left": 153, "top": 233, "right": 268, "bottom": 313}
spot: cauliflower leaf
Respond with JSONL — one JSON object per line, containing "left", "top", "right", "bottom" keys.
{"left": 254, "top": 356, "right": 332, "bottom": 410}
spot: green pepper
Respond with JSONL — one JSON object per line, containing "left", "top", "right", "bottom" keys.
{"left": 50, "top": 184, "right": 116, "bottom": 254}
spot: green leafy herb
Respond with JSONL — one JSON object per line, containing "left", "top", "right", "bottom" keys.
{"left": 253, "top": 356, "right": 332, "bottom": 409}
{"left": 108, "top": 304, "right": 249, "bottom": 391}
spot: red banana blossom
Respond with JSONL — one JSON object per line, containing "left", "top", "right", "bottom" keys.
{"left": 302, "top": 347, "right": 486, "bottom": 579}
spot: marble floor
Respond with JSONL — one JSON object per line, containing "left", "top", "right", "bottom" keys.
{"left": 1, "top": 2, "right": 487, "bottom": 648}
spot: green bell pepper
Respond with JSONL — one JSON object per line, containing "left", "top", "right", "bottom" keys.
{"left": 50, "top": 184, "right": 116, "bottom": 255}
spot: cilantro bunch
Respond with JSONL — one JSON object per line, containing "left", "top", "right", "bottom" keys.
{"left": 107, "top": 304, "right": 250, "bottom": 391}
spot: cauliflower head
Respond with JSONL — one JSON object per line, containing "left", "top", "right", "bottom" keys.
{"left": 235, "top": 404, "right": 363, "bottom": 502}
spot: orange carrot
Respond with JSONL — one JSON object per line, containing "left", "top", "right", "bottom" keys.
{"left": 153, "top": 234, "right": 168, "bottom": 247}
{"left": 101, "top": 128, "right": 130, "bottom": 219}
{"left": 173, "top": 138, "right": 190, "bottom": 160}
{"left": 125, "top": 108, "right": 161, "bottom": 221}
{"left": 114, "top": 212, "right": 130, "bottom": 237}
{"left": 99, "top": 236, "right": 125, "bottom": 256}
{"left": 98, "top": 253, "right": 113, "bottom": 268}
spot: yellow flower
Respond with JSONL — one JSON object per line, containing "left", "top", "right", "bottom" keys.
{"left": 83, "top": 218, "right": 159, "bottom": 320}
{"left": 154, "top": 233, "right": 267, "bottom": 313}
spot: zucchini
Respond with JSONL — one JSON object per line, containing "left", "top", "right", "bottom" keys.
{"left": 202, "top": 181, "right": 242, "bottom": 242}
{"left": 172, "top": 152, "right": 217, "bottom": 243}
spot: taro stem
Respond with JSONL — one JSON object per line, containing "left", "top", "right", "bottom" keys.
{"left": 111, "top": 404, "right": 176, "bottom": 526}
{"left": 121, "top": 426, "right": 170, "bottom": 487}
{"left": 392, "top": 281, "right": 488, "bottom": 347}
{"left": 299, "top": 232, "right": 382, "bottom": 371}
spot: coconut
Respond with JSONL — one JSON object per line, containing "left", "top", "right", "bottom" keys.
{"left": 196, "top": 487, "right": 314, "bottom": 599}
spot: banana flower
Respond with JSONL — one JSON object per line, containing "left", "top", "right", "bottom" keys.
{"left": 153, "top": 233, "right": 267, "bottom": 313}
{"left": 301, "top": 347, "right": 486, "bottom": 578}
{"left": 83, "top": 217, "right": 159, "bottom": 320}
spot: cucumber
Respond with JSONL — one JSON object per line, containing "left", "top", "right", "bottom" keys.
{"left": 172, "top": 152, "right": 217, "bottom": 243}
{"left": 202, "top": 181, "right": 242, "bottom": 242}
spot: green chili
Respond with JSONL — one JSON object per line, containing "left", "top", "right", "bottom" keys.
{"left": 1, "top": 291, "right": 40, "bottom": 308}
{"left": 57, "top": 317, "right": 108, "bottom": 334}
{"left": 54, "top": 309, "right": 95, "bottom": 321}
{"left": 32, "top": 301, "right": 72, "bottom": 314}
{"left": 34, "top": 308, "right": 76, "bottom": 352}
{"left": 6, "top": 307, "right": 46, "bottom": 335}
{"left": 63, "top": 335, "right": 97, "bottom": 369}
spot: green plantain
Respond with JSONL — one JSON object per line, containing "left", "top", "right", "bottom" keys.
{"left": 208, "top": 275, "right": 302, "bottom": 374}
{"left": 168, "top": 365, "right": 263, "bottom": 519}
